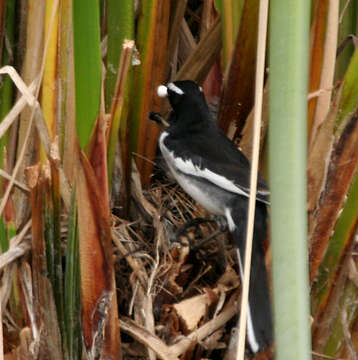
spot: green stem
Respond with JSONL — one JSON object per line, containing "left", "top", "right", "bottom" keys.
{"left": 269, "top": 1, "right": 312, "bottom": 359}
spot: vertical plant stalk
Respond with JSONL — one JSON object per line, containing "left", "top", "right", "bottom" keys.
{"left": 310, "top": 0, "right": 339, "bottom": 147}
{"left": 167, "top": 0, "right": 188, "bottom": 77}
{"left": 105, "top": 1, "right": 134, "bottom": 208}
{"left": 76, "top": 151, "right": 121, "bottom": 358}
{"left": 309, "top": 111, "right": 358, "bottom": 282}
{"left": 0, "top": 0, "right": 5, "bottom": 62}
{"left": 311, "top": 176, "right": 358, "bottom": 354}
{"left": 214, "top": 0, "right": 243, "bottom": 68}
{"left": 334, "top": 0, "right": 357, "bottom": 81}
{"left": 41, "top": 0, "right": 59, "bottom": 140}
{"left": 0, "top": 0, "right": 16, "bottom": 171}
{"left": 217, "top": 0, "right": 259, "bottom": 135}
{"left": 60, "top": 0, "right": 77, "bottom": 183}
{"left": 307, "top": 87, "right": 341, "bottom": 219}
{"left": 309, "top": 49, "right": 358, "bottom": 282}
{"left": 64, "top": 192, "right": 81, "bottom": 360}
{"left": 307, "top": 0, "right": 329, "bottom": 138}
{"left": 72, "top": 0, "right": 101, "bottom": 150}
{"left": 105, "top": 0, "right": 134, "bottom": 112}
{"left": 107, "top": 40, "right": 134, "bottom": 189}
{"left": 269, "top": 1, "right": 312, "bottom": 359}
{"left": 48, "top": 141, "right": 66, "bottom": 354}
{"left": 131, "top": 0, "right": 170, "bottom": 185}
{"left": 236, "top": 0, "right": 268, "bottom": 358}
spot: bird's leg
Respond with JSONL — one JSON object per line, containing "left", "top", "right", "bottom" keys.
{"left": 170, "top": 218, "right": 215, "bottom": 247}
{"left": 191, "top": 228, "right": 223, "bottom": 251}
{"left": 213, "top": 215, "right": 228, "bottom": 232}
{"left": 171, "top": 216, "right": 228, "bottom": 248}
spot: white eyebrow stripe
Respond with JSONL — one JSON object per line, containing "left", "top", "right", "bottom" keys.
{"left": 168, "top": 82, "right": 184, "bottom": 95}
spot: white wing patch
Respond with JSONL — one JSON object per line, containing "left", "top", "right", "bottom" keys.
{"left": 174, "top": 157, "right": 250, "bottom": 197}
{"left": 160, "top": 132, "right": 249, "bottom": 197}
{"left": 160, "top": 132, "right": 270, "bottom": 203}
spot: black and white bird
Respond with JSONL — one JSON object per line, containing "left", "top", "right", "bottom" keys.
{"left": 155, "top": 80, "right": 273, "bottom": 353}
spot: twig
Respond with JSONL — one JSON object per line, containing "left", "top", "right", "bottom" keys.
{"left": 0, "top": 220, "right": 32, "bottom": 270}
{"left": 169, "top": 292, "right": 239, "bottom": 357}
{"left": 236, "top": 0, "right": 269, "bottom": 359}
{"left": 0, "top": 168, "right": 29, "bottom": 192}
{"left": 311, "top": 350, "right": 346, "bottom": 360}
{"left": 339, "top": 0, "right": 352, "bottom": 24}
{"left": 0, "top": 78, "right": 37, "bottom": 139}
{"left": 120, "top": 317, "right": 179, "bottom": 360}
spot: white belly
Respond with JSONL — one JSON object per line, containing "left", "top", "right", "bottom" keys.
{"left": 170, "top": 164, "right": 225, "bottom": 215}
{"left": 159, "top": 131, "right": 227, "bottom": 216}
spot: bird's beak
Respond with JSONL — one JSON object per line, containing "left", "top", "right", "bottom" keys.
{"left": 157, "top": 85, "right": 168, "bottom": 98}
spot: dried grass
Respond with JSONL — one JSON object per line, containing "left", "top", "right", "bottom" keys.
{"left": 110, "top": 164, "right": 241, "bottom": 359}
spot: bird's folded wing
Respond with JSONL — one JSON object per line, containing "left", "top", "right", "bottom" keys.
{"left": 163, "top": 132, "right": 270, "bottom": 205}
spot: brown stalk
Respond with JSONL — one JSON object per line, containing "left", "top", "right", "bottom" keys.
{"left": 108, "top": 40, "right": 134, "bottom": 145}
{"left": 307, "top": 0, "right": 329, "bottom": 139}
{"left": 177, "top": 19, "right": 196, "bottom": 66}
{"left": 89, "top": 89, "right": 123, "bottom": 357}
{"left": 59, "top": 0, "right": 77, "bottom": 184}
{"left": 136, "top": 0, "right": 171, "bottom": 185}
{"left": 309, "top": 0, "right": 339, "bottom": 148}
{"left": 107, "top": 39, "right": 134, "bottom": 215}
{"left": 217, "top": 0, "right": 259, "bottom": 135}
{"left": 307, "top": 85, "right": 342, "bottom": 222}
{"left": 167, "top": 0, "right": 188, "bottom": 77}
{"left": 239, "top": 84, "right": 269, "bottom": 159}
{"left": 309, "top": 110, "right": 358, "bottom": 282}
{"left": 88, "top": 115, "right": 110, "bottom": 210}
{"left": 75, "top": 151, "right": 121, "bottom": 358}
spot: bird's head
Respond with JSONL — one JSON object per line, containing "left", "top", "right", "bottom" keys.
{"left": 157, "top": 80, "right": 207, "bottom": 113}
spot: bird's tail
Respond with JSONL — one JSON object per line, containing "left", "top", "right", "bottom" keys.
{"left": 228, "top": 200, "right": 273, "bottom": 353}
